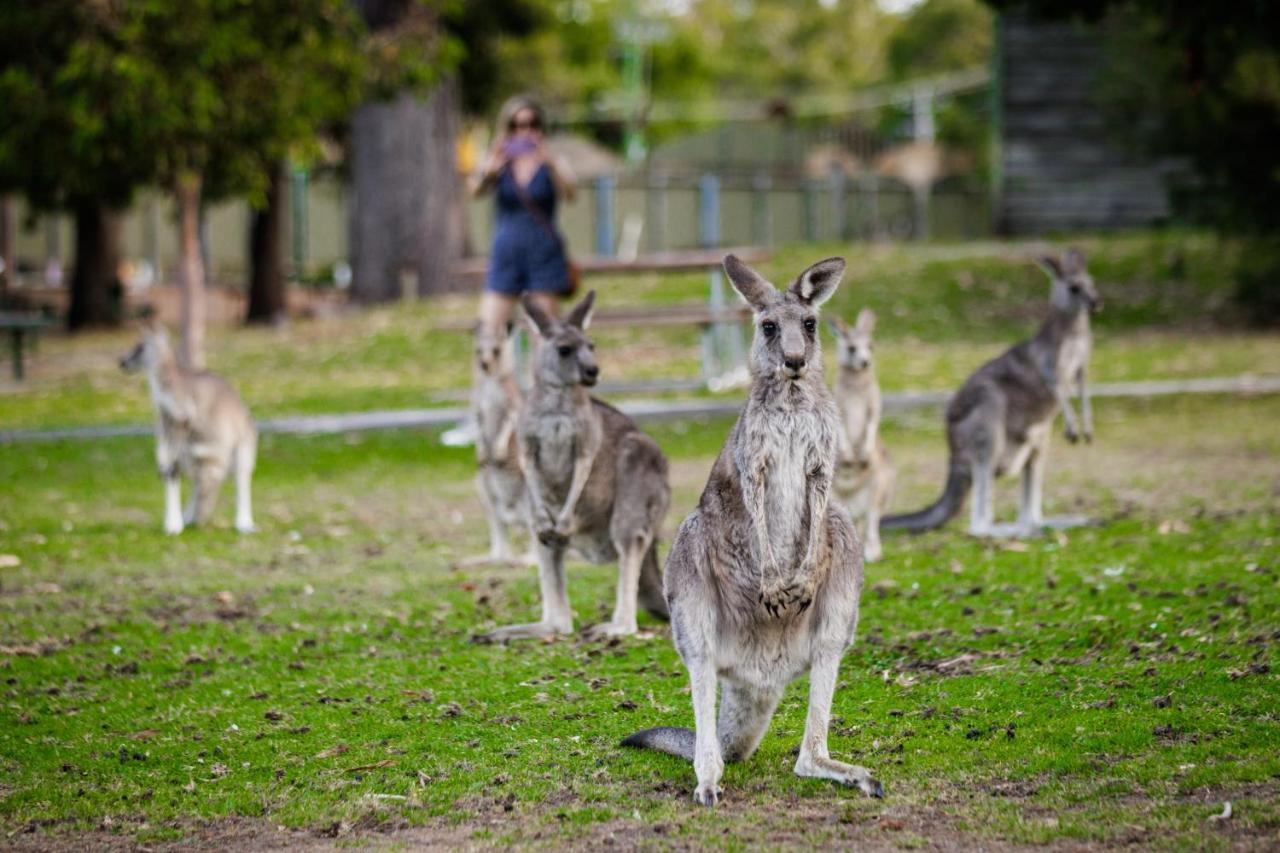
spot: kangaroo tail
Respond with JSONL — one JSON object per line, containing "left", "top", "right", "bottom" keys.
{"left": 621, "top": 726, "right": 694, "bottom": 760}
{"left": 880, "top": 462, "right": 971, "bottom": 533}
{"left": 638, "top": 539, "right": 669, "bottom": 621}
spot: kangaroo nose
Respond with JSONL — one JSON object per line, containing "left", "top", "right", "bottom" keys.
{"left": 784, "top": 356, "right": 806, "bottom": 372}
{"left": 582, "top": 364, "right": 599, "bottom": 379}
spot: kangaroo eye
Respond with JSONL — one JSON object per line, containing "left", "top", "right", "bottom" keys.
{"left": 761, "top": 321, "right": 777, "bottom": 337}
{"left": 557, "top": 345, "right": 573, "bottom": 358}
{"left": 803, "top": 318, "right": 816, "bottom": 334}
{"left": 1069, "top": 284, "right": 1081, "bottom": 294}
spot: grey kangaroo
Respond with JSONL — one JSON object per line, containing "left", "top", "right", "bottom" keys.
{"left": 829, "top": 309, "right": 894, "bottom": 562}
{"left": 478, "top": 291, "right": 670, "bottom": 641}
{"left": 881, "top": 248, "right": 1101, "bottom": 538}
{"left": 624, "top": 255, "right": 882, "bottom": 806}
{"left": 457, "top": 321, "right": 532, "bottom": 568}
{"left": 119, "top": 322, "right": 256, "bottom": 535}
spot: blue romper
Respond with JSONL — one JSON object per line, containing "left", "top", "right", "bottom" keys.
{"left": 486, "top": 163, "right": 570, "bottom": 295}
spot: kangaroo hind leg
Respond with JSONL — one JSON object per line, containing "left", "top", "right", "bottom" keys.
{"left": 234, "top": 436, "right": 256, "bottom": 533}
{"left": 794, "top": 651, "right": 882, "bottom": 797}
{"left": 477, "top": 539, "right": 572, "bottom": 642}
{"left": 718, "top": 680, "right": 783, "bottom": 763}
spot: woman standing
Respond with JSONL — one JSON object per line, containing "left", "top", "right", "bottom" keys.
{"left": 442, "top": 95, "right": 577, "bottom": 448}
{"left": 472, "top": 95, "right": 577, "bottom": 332}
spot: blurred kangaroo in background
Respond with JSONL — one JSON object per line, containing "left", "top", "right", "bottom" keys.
{"left": 477, "top": 291, "right": 670, "bottom": 642}
{"left": 829, "top": 309, "right": 894, "bottom": 561}
{"left": 119, "top": 323, "right": 256, "bottom": 535}
{"left": 457, "top": 321, "right": 533, "bottom": 568}
{"left": 623, "top": 255, "right": 881, "bottom": 807}
{"left": 881, "top": 248, "right": 1101, "bottom": 538}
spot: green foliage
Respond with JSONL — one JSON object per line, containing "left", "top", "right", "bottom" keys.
{"left": 985, "top": 0, "right": 1280, "bottom": 321}
{"left": 0, "top": 2, "right": 153, "bottom": 208}
{"left": 0, "top": 0, "right": 367, "bottom": 210}
{"left": 886, "top": 0, "right": 993, "bottom": 81}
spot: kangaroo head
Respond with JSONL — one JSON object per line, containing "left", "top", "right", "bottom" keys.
{"left": 1039, "top": 248, "right": 1101, "bottom": 315}
{"left": 829, "top": 308, "right": 876, "bottom": 372}
{"left": 473, "top": 320, "right": 517, "bottom": 377}
{"left": 522, "top": 291, "right": 600, "bottom": 388}
{"left": 724, "top": 254, "right": 844, "bottom": 383}
{"left": 119, "top": 322, "right": 173, "bottom": 373}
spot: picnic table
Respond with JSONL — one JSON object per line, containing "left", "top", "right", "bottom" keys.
{"left": 451, "top": 247, "right": 771, "bottom": 389}
{"left": 0, "top": 312, "right": 54, "bottom": 381}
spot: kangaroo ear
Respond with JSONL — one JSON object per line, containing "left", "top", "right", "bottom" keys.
{"left": 855, "top": 308, "right": 876, "bottom": 334}
{"left": 827, "top": 316, "right": 850, "bottom": 339}
{"left": 1063, "top": 247, "right": 1086, "bottom": 274}
{"left": 521, "top": 293, "right": 558, "bottom": 339}
{"left": 724, "top": 254, "right": 776, "bottom": 311}
{"left": 1037, "top": 254, "right": 1064, "bottom": 279}
{"left": 565, "top": 289, "right": 596, "bottom": 330}
{"left": 789, "top": 257, "right": 844, "bottom": 306}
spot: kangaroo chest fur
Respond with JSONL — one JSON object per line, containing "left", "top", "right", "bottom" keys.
{"left": 739, "top": 386, "right": 839, "bottom": 572}
{"left": 473, "top": 374, "right": 520, "bottom": 466}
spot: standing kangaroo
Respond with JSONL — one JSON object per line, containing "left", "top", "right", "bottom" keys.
{"left": 881, "top": 248, "right": 1101, "bottom": 538}
{"left": 457, "top": 321, "right": 532, "bottom": 568}
{"left": 478, "top": 291, "right": 670, "bottom": 641}
{"left": 829, "top": 309, "right": 894, "bottom": 562}
{"left": 119, "top": 323, "right": 256, "bottom": 535}
{"left": 624, "top": 255, "right": 882, "bottom": 806}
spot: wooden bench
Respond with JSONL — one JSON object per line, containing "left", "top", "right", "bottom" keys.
{"left": 450, "top": 247, "right": 770, "bottom": 389}
{"left": 0, "top": 312, "right": 54, "bottom": 381}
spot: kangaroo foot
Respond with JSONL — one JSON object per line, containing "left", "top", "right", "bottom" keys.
{"left": 582, "top": 620, "right": 641, "bottom": 640}
{"left": 795, "top": 754, "right": 883, "bottom": 798}
{"left": 1040, "top": 515, "right": 1095, "bottom": 530}
{"left": 474, "top": 620, "right": 571, "bottom": 644}
{"left": 693, "top": 783, "right": 722, "bottom": 807}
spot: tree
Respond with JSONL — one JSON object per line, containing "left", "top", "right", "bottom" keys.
{"left": 984, "top": 0, "right": 1280, "bottom": 323}
{"left": 101, "top": 0, "right": 364, "bottom": 363}
{"left": 347, "top": 0, "right": 544, "bottom": 303}
{"left": 0, "top": 0, "right": 364, "bottom": 340}
{"left": 0, "top": 1, "right": 154, "bottom": 328}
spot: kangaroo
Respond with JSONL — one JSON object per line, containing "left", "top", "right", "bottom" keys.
{"left": 881, "top": 248, "right": 1101, "bottom": 538}
{"left": 829, "top": 309, "right": 894, "bottom": 561}
{"left": 456, "top": 321, "right": 532, "bottom": 568}
{"left": 119, "top": 323, "right": 256, "bottom": 535}
{"left": 477, "top": 291, "right": 670, "bottom": 641}
{"left": 623, "top": 255, "right": 882, "bottom": 806}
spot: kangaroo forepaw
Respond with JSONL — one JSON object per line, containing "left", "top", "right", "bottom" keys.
{"left": 758, "top": 581, "right": 812, "bottom": 617}
{"left": 536, "top": 527, "right": 568, "bottom": 547}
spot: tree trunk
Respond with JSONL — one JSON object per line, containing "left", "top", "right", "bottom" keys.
{"left": 246, "top": 163, "right": 287, "bottom": 325}
{"left": 175, "top": 171, "right": 207, "bottom": 370}
{"left": 67, "top": 201, "right": 122, "bottom": 330}
{"left": 0, "top": 195, "right": 15, "bottom": 304}
{"left": 349, "top": 80, "right": 462, "bottom": 303}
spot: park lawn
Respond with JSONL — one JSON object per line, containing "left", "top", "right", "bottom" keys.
{"left": 3, "top": 230, "right": 1277, "bottom": 431}
{"left": 0, "top": 392, "right": 1277, "bottom": 849}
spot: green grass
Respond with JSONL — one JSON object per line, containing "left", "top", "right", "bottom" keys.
{"left": 3, "top": 231, "right": 1277, "bottom": 431}
{"left": 1, "top": 393, "right": 1277, "bottom": 847}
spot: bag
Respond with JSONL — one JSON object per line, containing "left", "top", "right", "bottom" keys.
{"left": 511, "top": 167, "right": 579, "bottom": 298}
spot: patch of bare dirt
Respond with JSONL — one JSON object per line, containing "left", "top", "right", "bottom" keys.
{"left": 9, "top": 783, "right": 1280, "bottom": 853}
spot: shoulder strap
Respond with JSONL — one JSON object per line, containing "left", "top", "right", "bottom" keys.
{"left": 509, "top": 165, "right": 565, "bottom": 250}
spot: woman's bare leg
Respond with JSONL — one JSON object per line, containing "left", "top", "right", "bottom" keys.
{"left": 479, "top": 291, "right": 520, "bottom": 335}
